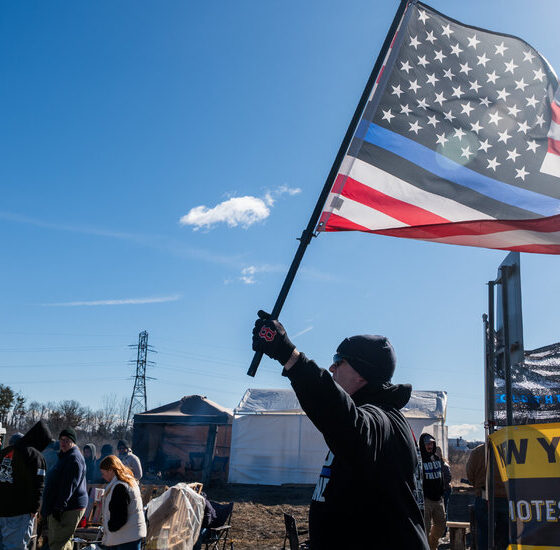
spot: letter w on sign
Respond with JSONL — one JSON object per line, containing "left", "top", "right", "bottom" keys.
{"left": 316, "top": 2, "right": 560, "bottom": 254}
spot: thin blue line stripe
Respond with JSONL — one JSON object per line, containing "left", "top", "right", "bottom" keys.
{"left": 363, "top": 123, "right": 560, "bottom": 217}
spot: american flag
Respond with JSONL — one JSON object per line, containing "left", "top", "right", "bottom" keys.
{"left": 316, "top": 2, "right": 560, "bottom": 254}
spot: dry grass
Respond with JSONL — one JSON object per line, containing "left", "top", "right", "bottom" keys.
{"left": 206, "top": 484, "right": 312, "bottom": 550}
{"left": 449, "top": 447, "right": 471, "bottom": 487}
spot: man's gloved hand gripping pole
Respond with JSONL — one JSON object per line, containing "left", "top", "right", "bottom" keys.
{"left": 251, "top": 310, "right": 299, "bottom": 368}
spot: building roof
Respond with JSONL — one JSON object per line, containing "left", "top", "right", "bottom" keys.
{"left": 235, "top": 388, "right": 447, "bottom": 420}
{"left": 133, "top": 395, "right": 233, "bottom": 425}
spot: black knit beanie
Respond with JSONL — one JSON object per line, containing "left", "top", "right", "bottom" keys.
{"left": 336, "top": 334, "right": 396, "bottom": 385}
{"left": 59, "top": 427, "right": 77, "bottom": 444}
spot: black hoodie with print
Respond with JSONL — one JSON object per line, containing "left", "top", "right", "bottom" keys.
{"left": 283, "top": 353, "right": 429, "bottom": 550}
{"left": 0, "top": 420, "right": 52, "bottom": 516}
{"left": 419, "top": 433, "right": 445, "bottom": 501}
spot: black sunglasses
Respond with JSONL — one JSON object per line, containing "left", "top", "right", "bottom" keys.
{"left": 332, "top": 353, "right": 353, "bottom": 365}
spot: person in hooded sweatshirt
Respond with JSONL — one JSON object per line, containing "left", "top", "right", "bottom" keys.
{"left": 94, "top": 444, "right": 114, "bottom": 483}
{"left": 252, "top": 311, "right": 429, "bottom": 550}
{"left": 419, "top": 433, "right": 446, "bottom": 550}
{"left": 42, "top": 428, "right": 88, "bottom": 550}
{"left": 0, "top": 420, "right": 52, "bottom": 549}
{"left": 83, "top": 443, "right": 97, "bottom": 484}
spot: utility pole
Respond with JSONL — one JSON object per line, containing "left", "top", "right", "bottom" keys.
{"left": 126, "top": 331, "right": 155, "bottom": 431}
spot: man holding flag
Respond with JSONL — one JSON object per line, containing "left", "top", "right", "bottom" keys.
{"left": 248, "top": 2, "right": 560, "bottom": 549}
{"left": 252, "top": 311, "right": 429, "bottom": 549}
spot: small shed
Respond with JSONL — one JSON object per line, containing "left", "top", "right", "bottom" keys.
{"left": 402, "top": 390, "right": 448, "bottom": 458}
{"left": 228, "top": 388, "right": 447, "bottom": 485}
{"left": 133, "top": 395, "right": 233, "bottom": 483}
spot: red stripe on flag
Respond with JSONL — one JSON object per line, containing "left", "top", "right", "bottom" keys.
{"left": 376, "top": 65, "right": 385, "bottom": 85}
{"left": 322, "top": 213, "right": 560, "bottom": 254}
{"left": 331, "top": 173, "right": 347, "bottom": 195}
{"left": 325, "top": 214, "right": 560, "bottom": 254}
{"left": 340, "top": 176, "right": 450, "bottom": 226}
{"left": 551, "top": 101, "right": 560, "bottom": 125}
{"left": 548, "top": 137, "right": 560, "bottom": 156}
{"left": 322, "top": 212, "right": 371, "bottom": 232}
{"left": 508, "top": 244, "right": 560, "bottom": 254}
{"left": 363, "top": 214, "right": 560, "bottom": 239}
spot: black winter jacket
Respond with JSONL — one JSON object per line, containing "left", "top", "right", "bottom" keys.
{"left": 0, "top": 420, "right": 52, "bottom": 516}
{"left": 284, "top": 353, "right": 429, "bottom": 550}
{"left": 42, "top": 445, "right": 88, "bottom": 515}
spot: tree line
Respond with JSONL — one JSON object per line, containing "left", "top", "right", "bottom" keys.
{"left": 0, "top": 384, "right": 132, "bottom": 442}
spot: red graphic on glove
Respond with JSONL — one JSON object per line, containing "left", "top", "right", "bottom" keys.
{"left": 259, "top": 326, "right": 277, "bottom": 342}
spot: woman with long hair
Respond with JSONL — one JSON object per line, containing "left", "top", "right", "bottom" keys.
{"left": 99, "top": 455, "right": 146, "bottom": 550}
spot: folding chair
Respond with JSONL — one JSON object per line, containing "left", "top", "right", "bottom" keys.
{"left": 282, "top": 512, "right": 309, "bottom": 550}
{"left": 203, "top": 501, "right": 234, "bottom": 550}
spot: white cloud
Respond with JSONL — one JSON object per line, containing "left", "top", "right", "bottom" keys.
{"left": 240, "top": 266, "right": 257, "bottom": 284}
{"left": 447, "top": 423, "right": 482, "bottom": 438}
{"left": 293, "top": 326, "right": 313, "bottom": 338}
{"left": 179, "top": 196, "right": 270, "bottom": 230}
{"left": 179, "top": 185, "right": 302, "bottom": 231}
{"left": 277, "top": 185, "right": 302, "bottom": 197}
{"left": 263, "top": 185, "right": 302, "bottom": 207}
{"left": 238, "top": 264, "right": 283, "bottom": 285}
{"left": 42, "top": 294, "right": 182, "bottom": 307}
{"left": 0, "top": 210, "right": 248, "bottom": 268}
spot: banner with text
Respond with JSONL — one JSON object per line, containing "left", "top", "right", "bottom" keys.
{"left": 490, "top": 423, "right": 560, "bottom": 549}
{"left": 495, "top": 343, "right": 560, "bottom": 425}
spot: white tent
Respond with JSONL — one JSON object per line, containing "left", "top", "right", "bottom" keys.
{"left": 228, "top": 388, "right": 447, "bottom": 485}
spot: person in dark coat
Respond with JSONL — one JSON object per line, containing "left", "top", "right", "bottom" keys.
{"left": 42, "top": 428, "right": 88, "bottom": 550}
{"left": 83, "top": 443, "right": 97, "bottom": 484}
{"left": 420, "top": 433, "right": 446, "bottom": 550}
{"left": 0, "top": 420, "right": 52, "bottom": 549}
{"left": 43, "top": 440, "right": 60, "bottom": 473}
{"left": 94, "top": 444, "right": 113, "bottom": 483}
{"left": 252, "top": 310, "right": 429, "bottom": 550}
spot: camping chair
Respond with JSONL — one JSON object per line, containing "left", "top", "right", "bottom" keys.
{"left": 203, "top": 501, "right": 234, "bottom": 550}
{"left": 282, "top": 513, "right": 309, "bottom": 550}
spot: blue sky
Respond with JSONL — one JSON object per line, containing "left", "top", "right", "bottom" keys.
{"left": 2, "top": 1, "right": 560, "bottom": 441}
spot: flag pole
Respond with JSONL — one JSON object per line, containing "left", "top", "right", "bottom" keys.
{"left": 248, "top": 0, "right": 413, "bottom": 376}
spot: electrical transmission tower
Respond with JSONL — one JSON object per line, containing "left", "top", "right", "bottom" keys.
{"left": 126, "top": 330, "right": 156, "bottom": 430}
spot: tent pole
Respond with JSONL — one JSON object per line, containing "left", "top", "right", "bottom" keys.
{"left": 247, "top": 0, "right": 413, "bottom": 376}
{"left": 486, "top": 283, "right": 496, "bottom": 549}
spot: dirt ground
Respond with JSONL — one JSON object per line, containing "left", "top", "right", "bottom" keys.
{"left": 206, "top": 484, "right": 313, "bottom": 550}
{"left": 205, "top": 484, "right": 475, "bottom": 550}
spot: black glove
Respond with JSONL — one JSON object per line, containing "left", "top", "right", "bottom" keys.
{"left": 52, "top": 509, "right": 63, "bottom": 522}
{"left": 252, "top": 310, "right": 295, "bottom": 365}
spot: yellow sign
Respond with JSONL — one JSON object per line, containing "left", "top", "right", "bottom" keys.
{"left": 489, "top": 423, "right": 560, "bottom": 549}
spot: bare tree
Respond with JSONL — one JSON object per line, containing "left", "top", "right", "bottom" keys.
{"left": 0, "top": 385, "right": 15, "bottom": 425}
{"left": 9, "top": 394, "right": 26, "bottom": 430}
{"left": 57, "top": 400, "right": 87, "bottom": 428}
{"left": 114, "top": 397, "right": 132, "bottom": 439}
{"left": 25, "top": 401, "right": 48, "bottom": 430}
{"left": 94, "top": 394, "right": 120, "bottom": 438}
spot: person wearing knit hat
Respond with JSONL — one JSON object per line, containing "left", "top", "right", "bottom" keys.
{"left": 117, "top": 439, "right": 143, "bottom": 481}
{"left": 252, "top": 311, "right": 428, "bottom": 550}
{"left": 42, "top": 427, "right": 88, "bottom": 550}
{"left": 59, "top": 428, "right": 77, "bottom": 444}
